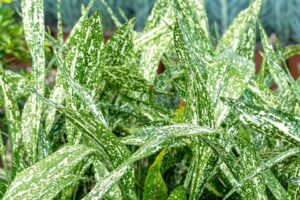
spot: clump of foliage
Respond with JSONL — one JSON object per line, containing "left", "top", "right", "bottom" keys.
{"left": 0, "top": 0, "right": 300, "bottom": 199}
{"left": 0, "top": 2, "right": 28, "bottom": 65}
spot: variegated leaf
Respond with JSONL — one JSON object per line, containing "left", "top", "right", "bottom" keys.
{"left": 137, "top": 0, "right": 174, "bottom": 82}
{"left": 224, "top": 147, "right": 300, "bottom": 199}
{"left": 0, "top": 65, "right": 22, "bottom": 176}
{"left": 83, "top": 125, "right": 214, "bottom": 199}
{"left": 3, "top": 145, "right": 96, "bottom": 200}
{"left": 219, "top": 0, "right": 262, "bottom": 60}
{"left": 224, "top": 98, "right": 300, "bottom": 145}
{"left": 101, "top": 19, "right": 135, "bottom": 67}
{"left": 283, "top": 44, "right": 300, "bottom": 59}
{"left": 46, "top": 0, "right": 97, "bottom": 137}
{"left": 174, "top": 3, "right": 216, "bottom": 197}
{"left": 21, "top": 0, "right": 45, "bottom": 164}
{"left": 36, "top": 94, "right": 136, "bottom": 200}
{"left": 207, "top": 50, "right": 255, "bottom": 127}
{"left": 259, "top": 22, "right": 291, "bottom": 91}
{"left": 167, "top": 186, "right": 187, "bottom": 200}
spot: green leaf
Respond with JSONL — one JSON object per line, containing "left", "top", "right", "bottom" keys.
{"left": 52, "top": 41, "right": 108, "bottom": 128}
{"left": 144, "top": 0, "right": 173, "bottom": 32}
{"left": 224, "top": 98, "right": 300, "bottom": 145}
{"left": 173, "top": 3, "right": 220, "bottom": 197}
{"left": 167, "top": 186, "right": 186, "bottom": 200}
{"left": 174, "top": 5, "right": 216, "bottom": 197}
{"left": 241, "top": 80, "right": 279, "bottom": 109}
{"left": 207, "top": 50, "right": 255, "bottom": 127}
{"left": 232, "top": 131, "right": 267, "bottom": 199}
{"left": 3, "top": 70, "right": 29, "bottom": 100}
{"left": 202, "top": 134, "right": 267, "bottom": 199}
{"left": 45, "top": 0, "right": 98, "bottom": 137}
{"left": 101, "top": 19, "right": 135, "bottom": 67}
{"left": 93, "top": 158, "right": 122, "bottom": 200}
{"left": 174, "top": 0, "right": 212, "bottom": 56}
{"left": 224, "top": 147, "right": 300, "bottom": 199}
{"left": 283, "top": 44, "right": 300, "bottom": 59}
{"left": 0, "top": 64, "right": 21, "bottom": 156}
{"left": 0, "top": 182, "right": 7, "bottom": 199}
{"left": 36, "top": 94, "right": 136, "bottom": 200}
{"left": 21, "top": 0, "right": 45, "bottom": 164}
{"left": 259, "top": 22, "right": 291, "bottom": 91}
{"left": 0, "top": 66, "right": 24, "bottom": 178}
{"left": 174, "top": 22, "right": 213, "bottom": 126}
{"left": 83, "top": 125, "right": 215, "bottom": 199}
{"left": 65, "top": 10, "right": 104, "bottom": 90}
{"left": 99, "top": 66, "right": 149, "bottom": 94}
{"left": 143, "top": 150, "right": 168, "bottom": 200}
{"left": 220, "top": 0, "right": 262, "bottom": 60}
{"left": 121, "top": 124, "right": 214, "bottom": 146}
{"left": 3, "top": 145, "right": 96, "bottom": 200}
{"left": 138, "top": 0, "right": 174, "bottom": 82}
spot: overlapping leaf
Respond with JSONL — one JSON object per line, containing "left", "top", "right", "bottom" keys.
{"left": 224, "top": 98, "right": 300, "bottom": 145}
{"left": 36, "top": 94, "right": 136, "bottom": 200}
{"left": 3, "top": 145, "right": 96, "bottom": 200}
{"left": 137, "top": 0, "right": 174, "bottom": 82}
{"left": 220, "top": 0, "right": 262, "bottom": 60}
{"left": 21, "top": 0, "right": 45, "bottom": 164}
{"left": 83, "top": 125, "right": 215, "bottom": 199}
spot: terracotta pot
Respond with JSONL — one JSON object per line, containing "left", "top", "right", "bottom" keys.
{"left": 255, "top": 50, "right": 300, "bottom": 80}
{"left": 287, "top": 55, "right": 300, "bottom": 80}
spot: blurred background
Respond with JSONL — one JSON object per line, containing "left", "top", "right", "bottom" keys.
{"left": 4, "top": 0, "right": 300, "bottom": 42}
{"left": 1, "top": 0, "right": 300, "bottom": 77}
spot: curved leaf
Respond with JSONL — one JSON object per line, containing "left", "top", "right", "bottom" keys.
{"left": 167, "top": 186, "right": 186, "bottom": 200}
{"left": 83, "top": 125, "right": 215, "bottom": 199}
{"left": 224, "top": 98, "right": 300, "bottom": 145}
{"left": 3, "top": 145, "right": 96, "bottom": 200}
{"left": 143, "top": 150, "right": 168, "bottom": 200}
{"left": 224, "top": 147, "right": 300, "bottom": 199}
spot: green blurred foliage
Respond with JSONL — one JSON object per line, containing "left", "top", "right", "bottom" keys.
{"left": 206, "top": 0, "right": 300, "bottom": 43}
{"left": 0, "top": 4, "right": 28, "bottom": 65}
{"left": 8, "top": 0, "right": 300, "bottom": 43}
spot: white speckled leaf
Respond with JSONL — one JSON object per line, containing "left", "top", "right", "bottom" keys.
{"left": 36, "top": 94, "right": 136, "bottom": 200}
{"left": 224, "top": 147, "right": 300, "bottom": 199}
{"left": 259, "top": 23, "right": 291, "bottom": 91}
{"left": 167, "top": 186, "right": 186, "bottom": 200}
{"left": 137, "top": 0, "right": 174, "bottom": 82}
{"left": 46, "top": 0, "right": 97, "bottom": 137}
{"left": 207, "top": 50, "right": 255, "bottom": 127}
{"left": 101, "top": 19, "right": 135, "bottom": 67}
{"left": 174, "top": 22, "right": 213, "bottom": 126}
{"left": 283, "top": 45, "right": 300, "bottom": 59}
{"left": 83, "top": 125, "right": 214, "bottom": 199}
{"left": 21, "top": 0, "right": 45, "bottom": 164}
{"left": 224, "top": 98, "right": 300, "bottom": 144}
{"left": 173, "top": 2, "right": 216, "bottom": 198}
{"left": 54, "top": 40, "right": 108, "bottom": 128}
{"left": 0, "top": 65, "right": 21, "bottom": 151}
{"left": 0, "top": 65, "right": 22, "bottom": 176}
{"left": 3, "top": 145, "right": 96, "bottom": 200}
{"left": 220, "top": 0, "right": 261, "bottom": 60}
{"left": 93, "top": 158, "right": 122, "bottom": 200}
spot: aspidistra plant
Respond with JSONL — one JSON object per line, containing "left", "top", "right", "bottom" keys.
{"left": 0, "top": 0, "right": 299, "bottom": 199}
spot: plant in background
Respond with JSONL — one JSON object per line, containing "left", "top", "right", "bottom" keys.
{"left": 260, "top": 0, "right": 300, "bottom": 43}
{"left": 0, "top": 2, "right": 28, "bottom": 65}
{"left": 206, "top": 0, "right": 300, "bottom": 43}
{"left": 42, "top": 0, "right": 154, "bottom": 31}
{"left": 0, "top": 0, "right": 300, "bottom": 200}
